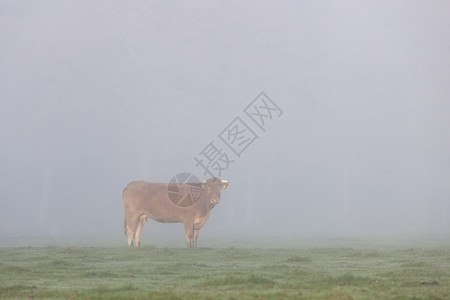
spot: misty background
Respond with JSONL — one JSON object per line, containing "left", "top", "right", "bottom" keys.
{"left": 1, "top": 1, "right": 449, "bottom": 242}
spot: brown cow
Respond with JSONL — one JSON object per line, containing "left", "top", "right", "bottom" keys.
{"left": 123, "top": 177, "right": 229, "bottom": 248}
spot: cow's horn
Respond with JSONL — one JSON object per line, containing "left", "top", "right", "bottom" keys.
{"left": 221, "top": 180, "right": 228, "bottom": 184}
{"left": 202, "top": 179, "right": 207, "bottom": 183}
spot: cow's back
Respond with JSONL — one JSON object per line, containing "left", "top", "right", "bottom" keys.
{"left": 123, "top": 181, "right": 185, "bottom": 222}
{"left": 123, "top": 181, "right": 164, "bottom": 211}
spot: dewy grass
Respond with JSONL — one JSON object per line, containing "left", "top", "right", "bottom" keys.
{"left": 202, "top": 272, "right": 274, "bottom": 287}
{"left": 0, "top": 238, "right": 449, "bottom": 299}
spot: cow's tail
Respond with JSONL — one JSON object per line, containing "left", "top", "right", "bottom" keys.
{"left": 123, "top": 217, "right": 127, "bottom": 236}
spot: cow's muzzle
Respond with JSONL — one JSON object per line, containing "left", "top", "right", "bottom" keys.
{"left": 210, "top": 198, "right": 220, "bottom": 206}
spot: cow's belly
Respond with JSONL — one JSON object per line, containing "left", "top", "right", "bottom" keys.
{"left": 143, "top": 210, "right": 183, "bottom": 223}
{"left": 152, "top": 217, "right": 181, "bottom": 223}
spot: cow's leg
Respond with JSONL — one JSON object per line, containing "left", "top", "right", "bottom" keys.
{"left": 192, "top": 219, "right": 206, "bottom": 248}
{"left": 192, "top": 228, "right": 199, "bottom": 248}
{"left": 126, "top": 229, "right": 134, "bottom": 248}
{"left": 135, "top": 215, "right": 148, "bottom": 247}
{"left": 126, "top": 216, "right": 139, "bottom": 247}
{"left": 135, "top": 220, "right": 144, "bottom": 247}
{"left": 184, "top": 222, "right": 194, "bottom": 248}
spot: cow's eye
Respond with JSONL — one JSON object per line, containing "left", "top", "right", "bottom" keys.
{"left": 206, "top": 188, "right": 211, "bottom": 192}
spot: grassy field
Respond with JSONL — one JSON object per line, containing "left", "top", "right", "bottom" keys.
{"left": 0, "top": 237, "right": 449, "bottom": 299}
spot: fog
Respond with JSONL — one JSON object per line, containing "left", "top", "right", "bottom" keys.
{"left": 1, "top": 1, "right": 449, "bottom": 241}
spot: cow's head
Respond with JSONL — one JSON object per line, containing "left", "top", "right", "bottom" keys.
{"left": 201, "top": 177, "right": 229, "bottom": 208}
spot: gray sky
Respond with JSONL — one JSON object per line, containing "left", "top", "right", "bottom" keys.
{"left": 1, "top": 1, "right": 449, "bottom": 240}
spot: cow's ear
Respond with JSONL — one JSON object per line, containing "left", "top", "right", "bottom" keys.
{"left": 221, "top": 180, "right": 229, "bottom": 189}
{"left": 201, "top": 180, "right": 208, "bottom": 189}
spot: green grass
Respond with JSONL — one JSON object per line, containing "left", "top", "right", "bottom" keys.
{"left": 0, "top": 239, "right": 449, "bottom": 299}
